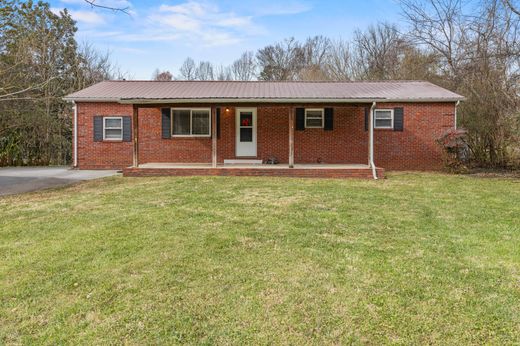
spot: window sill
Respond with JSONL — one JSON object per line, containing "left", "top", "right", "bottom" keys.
{"left": 171, "top": 136, "right": 212, "bottom": 139}
{"left": 102, "top": 139, "right": 124, "bottom": 142}
{"left": 374, "top": 128, "right": 394, "bottom": 131}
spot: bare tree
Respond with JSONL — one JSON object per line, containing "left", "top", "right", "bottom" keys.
{"left": 400, "top": 0, "right": 467, "bottom": 78}
{"left": 324, "top": 39, "right": 355, "bottom": 81}
{"left": 215, "top": 65, "right": 232, "bottom": 80}
{"left": 76, "top": 42, "right": 122, "bottom": 88}
{"left": 231, "top": 51, "right": 256, "bottom": 80}
{"left": 256, "top": 38, "right": 304, "bottom": 80}
{"left": 400, "top": 0, "right": 520, "bottom": 167}
{"left": 195, "top": 61, "right": 214, "bottom": 80}
{"left": 353, "top": 23, "right": 406, "bottom": 80}
{"left": 299, "top": 36, "right": 332, "bottom": 80}
{"left": 178, "top": 58, "right": 196, "bottom": 80}
{"left": 152, "top": 69, "right": 173, "bottom": 81}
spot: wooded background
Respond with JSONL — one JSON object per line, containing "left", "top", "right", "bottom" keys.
{"left": 1, "top": 0, "right": 519, "bottom": 168}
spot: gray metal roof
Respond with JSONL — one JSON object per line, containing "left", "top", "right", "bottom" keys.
{"left": 64, "top": 80, "right": 464, "bottom": 103}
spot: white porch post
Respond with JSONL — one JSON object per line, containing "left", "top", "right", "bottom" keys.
{"left": 288, "top": 107, "right": 295, "bottom": 168}
{"left": 211, "top": 106, "right": 217, "bottom": 168}
{"left": 369, "top": 102, "right": 378, "bottom": 180}
{"left": 132, "top": 105, "right": 139, "bottom": 168}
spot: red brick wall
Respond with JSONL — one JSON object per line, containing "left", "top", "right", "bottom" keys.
{"left": 75, "top": 102, "right": 455, "bottom": 170}
{"left": 76, "top": 102, "right": 134, "bottom": 169}
{"left": 139, "top": 108, "right": 212, "bottom": 163}
{"left": 374, "top": 103, "right": 455, "bottom": 170}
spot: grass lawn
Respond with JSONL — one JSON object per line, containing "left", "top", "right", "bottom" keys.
{"left": 1, "top": 173, "right": 519, "bottom": 344}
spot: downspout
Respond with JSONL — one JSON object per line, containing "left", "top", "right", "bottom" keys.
{"left": 454, "top": 100, "right": 460, "bottom": 130}
{"left": 73, "top": 101, "right": 78, "bottom": 168}
{"left": 369, "top": 101, "right": 378, "bottom": 180}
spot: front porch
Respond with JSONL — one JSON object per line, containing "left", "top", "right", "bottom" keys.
{"left": 123, "top": 163, "right": 385, "bottom": 179}
{"left": 126, "top": 103, "right": 383, "bottom": 179}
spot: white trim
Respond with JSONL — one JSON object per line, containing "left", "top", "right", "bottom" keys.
{"left": 171, "top": 108, "right": 211, "bottom": 137}
{"left": 369, "top": 102, "right": 378, "bottom": 180}
{"left": 235, "top": 108, "right": 257, "bottom": 157}
{"left": 454, "top": 100, "right": 460, "bottom": 130}
{"left": 73, "top": 102, "right": 77, "bottom": 167}
{"left": 103, "top": 116, "right": 123, "bottom": 141}
{"left": 224, "top": 159, "right": 262, "bottom": 165}
{"left": 374, "top": 109, "right": 394, "bottom": 129}
{"left": 304, "top": 108, "right": 324, "bottom": 128}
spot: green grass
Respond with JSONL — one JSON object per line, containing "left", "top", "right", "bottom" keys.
{"left": 1, "top": 173, "right": 519, "bottom": 345}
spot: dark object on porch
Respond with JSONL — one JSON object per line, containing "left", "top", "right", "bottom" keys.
{"left": 265, "top": 156, "right": 279, "bottom": 164}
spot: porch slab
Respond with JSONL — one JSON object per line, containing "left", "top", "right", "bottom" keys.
{"left": 123, "top": 163, "right": 384, "bottom": 179}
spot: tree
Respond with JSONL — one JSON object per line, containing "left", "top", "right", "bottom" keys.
{"left": 195, "top": 61, "right": 214, "bottom": 80}
{"left": 299, "top": 36, "right": 332, "bottom": 80}
{"left": 400, "top": 0, "right": 520, "bottom": 167}
{"left": 352, "top": 23, "right": 407, "bottom": 80}
{"left": 324, "top": 39, "right": 355, "bottom": 81}
{"left": 0, "top": 1, "right": 118, "bottom": 166}
{"left": 256, "top": 38, "right": 304, "bottom": 80}
{"left": 231, "top": 51, "right": 256, "bottom": 81}
{"left": 215, "top": 65, "right": 232, "bottom": 81}
{"left": 178, "top": 57, "right": 196, "bottom": 80}
{"left": 152, "top": 69, "right": 173, "bottom": 81}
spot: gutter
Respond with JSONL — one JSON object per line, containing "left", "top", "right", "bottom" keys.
{"left": 73, "top": 101, "right": 78, "bottom": 168}
{"left": 454, "top": 100, "right": 460, "bottom": 130}
{"left": 369, "top": 101, "right": 378, "bottom": 180}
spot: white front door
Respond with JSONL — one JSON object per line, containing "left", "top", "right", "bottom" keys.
{"left": 235, "top": 108, "right": 257, "bottom": 157}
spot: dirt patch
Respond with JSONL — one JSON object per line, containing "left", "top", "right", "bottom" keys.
{"left": 466, "top": 168, "right": 520, "bottom": 179}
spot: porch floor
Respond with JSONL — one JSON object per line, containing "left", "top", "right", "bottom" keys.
{"left": 138, "top": 163, "right": 371, "bottom": 169}
{"left": 124, "top": 163, "right": 384, "bottom": 179}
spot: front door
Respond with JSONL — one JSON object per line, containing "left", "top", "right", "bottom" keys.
{"left": 235, "top": 108, "right": 257, "bottom": 157}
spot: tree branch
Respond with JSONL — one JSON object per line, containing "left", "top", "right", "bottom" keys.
{"left": 503, "top": 0, "right": 520, "bottom": 16}
{"left": 83, "top": 0, "right": 130, "bottom": 15}
{"left": 0, "top": 78, "right": 57, "bottom": 99}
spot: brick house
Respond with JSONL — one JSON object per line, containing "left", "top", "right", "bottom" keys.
{"left": 64, "top": 80, "right": 464, "bottom": 179}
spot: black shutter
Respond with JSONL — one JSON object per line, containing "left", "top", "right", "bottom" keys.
{"left": 295, "top": 108, "right": 305, "bottom": 131}
{"left": 394, "top": 107, "right": 404, "bottom": 131}
{"left": 122, "top": 116, "right": 132, "bottom": 142}
{"left": 216, "top": 107, "right": 221, "bottom": 139}
{"left": 93, "top": 116, "right": 103, "bottom": 141}
{"left": 324, "top": 108, "right": 333, "bottom": 131}
{"left": 161, "top": 108, "right": 171, "bottom": 139}
{"left": 364, "top": 107, "right": 369, "bottom": 132}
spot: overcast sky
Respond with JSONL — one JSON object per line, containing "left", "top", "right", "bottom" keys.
{"left": 49, "top": 0, "right": 402, "bottom": 79}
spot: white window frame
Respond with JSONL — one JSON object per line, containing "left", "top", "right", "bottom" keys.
{"left": 171, "top": 108, "right": 212, "bottom": 137}
{"left": 103, "top": 116, "right": 123, "bottom": 141}
{"left": 374, "top": 109, "right": 394, "bottom": 129}
{"left": 304, "top": 108, "right": 324, "bottom": 128}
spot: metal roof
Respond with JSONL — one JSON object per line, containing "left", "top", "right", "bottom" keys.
{"left": 64, "top": 80, "right": 464, "bottom": 103}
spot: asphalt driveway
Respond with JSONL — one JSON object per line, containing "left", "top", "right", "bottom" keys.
{"left": 0, "top": 167, "right": 118, "bottom": 196}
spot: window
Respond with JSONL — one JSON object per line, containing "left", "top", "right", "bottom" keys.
{"left": 305, "top": 108, "right": 324, "bottom": 128}
{"left": 172, "top": 108, "right": 211, "bottom": 137}
{"left": 374, "top": 109, "right": 394, "bottom": 129}
{"left": 103, "top": 117, "right": 123, "bottom": 140}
